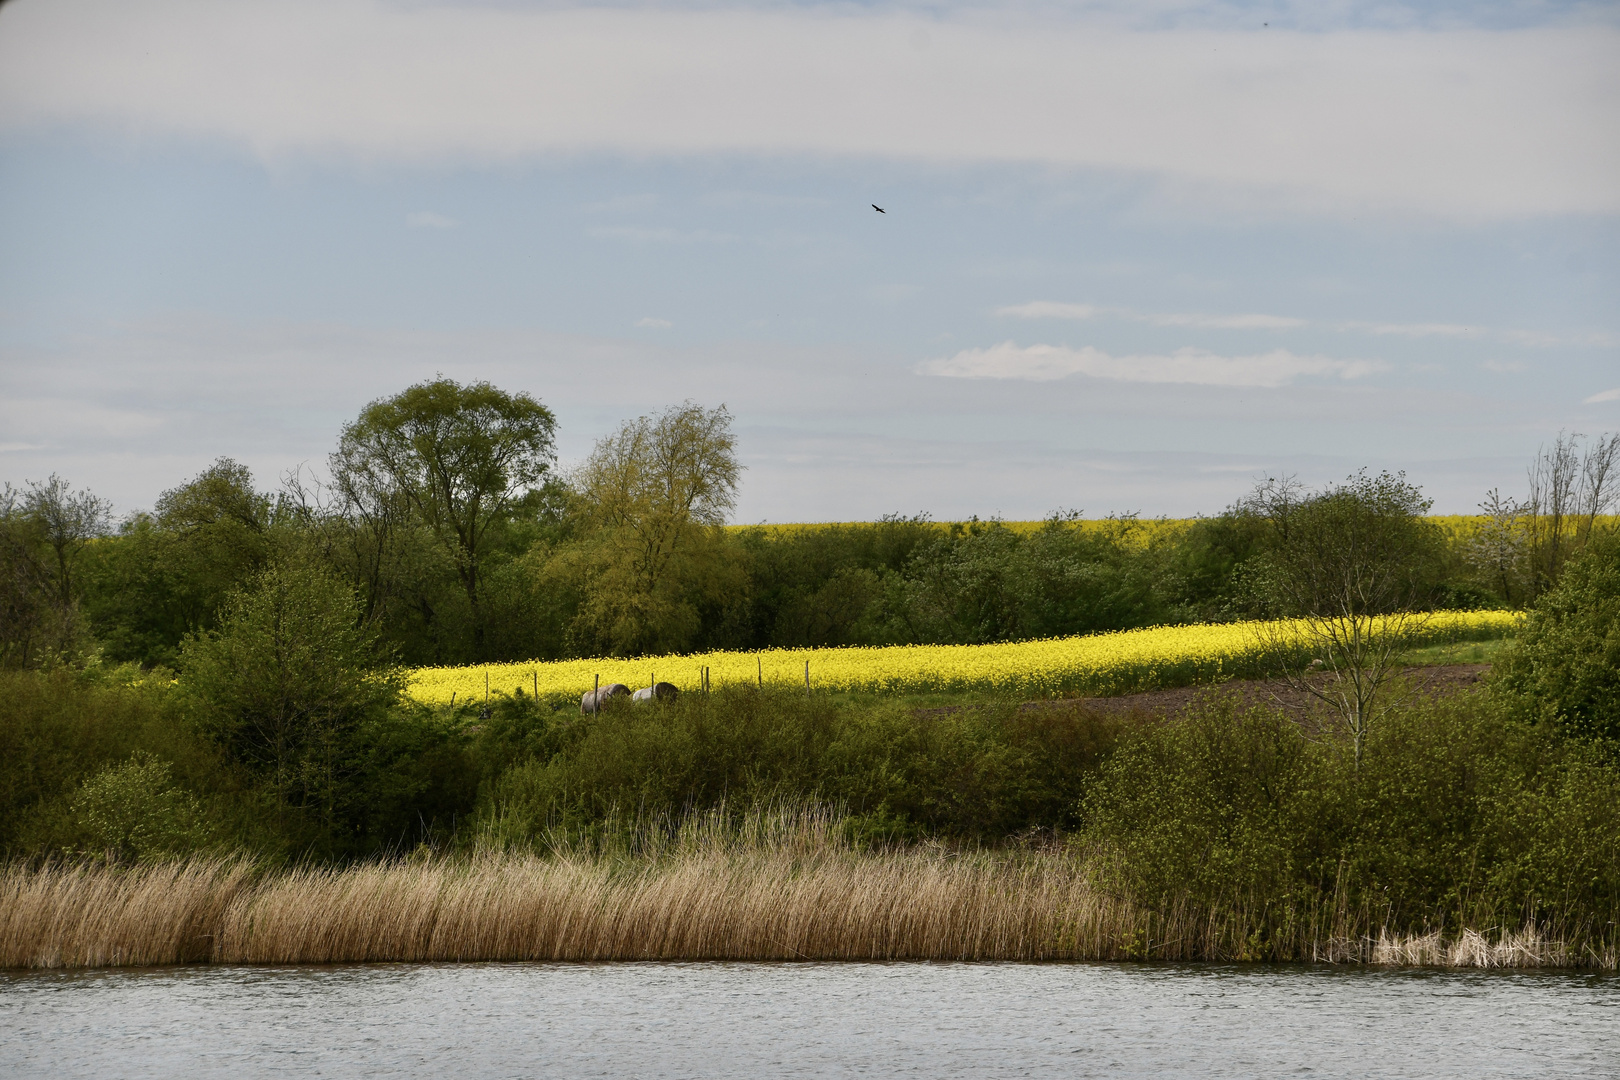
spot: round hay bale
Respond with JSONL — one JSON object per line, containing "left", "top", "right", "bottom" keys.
{"left": 631, "top": 682, "right": 679, "bottom": 704}
{"left": 580, "top": 682, "right": 630, "bottom": 714}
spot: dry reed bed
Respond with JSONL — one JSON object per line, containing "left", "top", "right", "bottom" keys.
{"left": 0, "top": 852, "right": 1595, "bottom": 970}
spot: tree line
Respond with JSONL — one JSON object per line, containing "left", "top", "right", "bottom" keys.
{"left": 3, "top": 377, "right": 1617, "bottom": 673}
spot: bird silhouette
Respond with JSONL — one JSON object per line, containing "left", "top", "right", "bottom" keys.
{"left": 872, "top": 204, "right": 885, "bottom": 213}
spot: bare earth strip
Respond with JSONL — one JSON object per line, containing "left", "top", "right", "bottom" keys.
{"left": 1059, "top": 663, "right": 1492, "bottom": 726}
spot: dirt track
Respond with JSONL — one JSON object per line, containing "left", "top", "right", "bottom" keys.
{"left": 1049, "top": 663, "right": 1492, "bottom": 724}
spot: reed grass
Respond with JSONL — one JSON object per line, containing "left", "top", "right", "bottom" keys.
{"left": 2, "top": 809, "right": 1603, "bottom": 970}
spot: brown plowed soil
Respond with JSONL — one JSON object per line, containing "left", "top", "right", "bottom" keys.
{"left": 1042, "top": 663, "right": 1492, "bottom": 727}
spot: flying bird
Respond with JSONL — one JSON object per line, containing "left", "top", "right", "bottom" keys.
{"left": 872, "top": 204, "right": 885, "bottom": 213}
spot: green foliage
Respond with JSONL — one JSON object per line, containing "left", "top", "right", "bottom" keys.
{"left": 876, "top": 515, "right": 1185, "bottom": 645}
{"left": 0, "top": 476, "right": 108, "bottom": 668}
{"left": 0, "top": 665, "right": 281, "bottom": 859}
{"left": 477, "top": 686, "right": 1124, "bottom": 845}
{"left": 1081, "top": 697, "right": 1339, "bottom": 912}
{"left": 1494, "top": 533, "right": 1620, "bottom": 739}
{"left": 71, "top": 754, "right": 213, "bottom": 861}
{"left": 558, "top": 402, "right": 744, "bottom": 656}
{"left": 1244, "top": 470, "right": 1445, "bottom": 619}
{"left": 80, "top": 459, "right": 275, "bottom": 667}
{"left": 1081, "top": 690, "right": 1620, "bottom": 946}
{"left": 332, "top": 377, "right": 558, "bottom": 659}
{"left": 733, "top": 516, "right": 938, "bottom": 647}
{"left": 179, "top": 561, "right": 407, "bottom": 842}
{"left": 1166, "top": 511, "right": 1271, "bottom": 621}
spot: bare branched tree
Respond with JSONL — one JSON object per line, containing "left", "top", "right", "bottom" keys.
{"left": 1523, "top": 432, "right": 1620, "bottom": 596}
{"left": 1577, "top": 433, "right": 1620, "bottom": 546}
{"left": 283, "top": 462, "right": 415, "bottom": 629}
{"left": 1465, "top": 488, "right": 1529, "bottom": 605}
{"left": 1246, "top": 471, "right": 1442, "bottom": 767}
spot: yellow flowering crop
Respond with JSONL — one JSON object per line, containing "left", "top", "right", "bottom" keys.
{"left": 407, "top": 610, "right": 1519, "bottom": 705}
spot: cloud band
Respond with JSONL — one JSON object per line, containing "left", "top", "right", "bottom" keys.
{"left": 918, "top": 343, "right": 1385, "bottom": 387}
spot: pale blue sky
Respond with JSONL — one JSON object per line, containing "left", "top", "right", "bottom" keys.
{"left": 2, "top": 0, "right": 1616, "bottom": 520}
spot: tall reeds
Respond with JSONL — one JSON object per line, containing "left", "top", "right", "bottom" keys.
{"left": 0, "top": 809, "right": 1603, "bottom": 970}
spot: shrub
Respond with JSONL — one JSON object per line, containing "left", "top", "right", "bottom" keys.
{"left": 1079, "top": 689, "right": 1620, "bottom": 951}
{"left": 71, "top": 754, "right": 213, "bottom": 861}
{"left": 476, "top": 687, "right": 1125, "bottom": 846}
{"left": 1493, "top": 533, "right": 1620, "bottom": 739}
{"left": 180, "top": 562, "right": 405, "bottom": 840}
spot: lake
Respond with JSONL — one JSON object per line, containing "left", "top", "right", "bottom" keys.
{"left": 2, "top": 962, "right": 1615, "bottom": 1078}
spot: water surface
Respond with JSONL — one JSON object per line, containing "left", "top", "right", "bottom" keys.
{"left": 2, "top": 962, "right": 1615, "bottom": 1078}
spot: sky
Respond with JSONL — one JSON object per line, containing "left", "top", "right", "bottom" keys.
{"left": 1, "top": 0, "right": 1617, "bottom": 522}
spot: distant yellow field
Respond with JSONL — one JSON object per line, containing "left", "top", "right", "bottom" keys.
{"left": 408, "top": 610, "right": 1520, "bottom": 705}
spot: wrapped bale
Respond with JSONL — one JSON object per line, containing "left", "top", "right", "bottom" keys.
{"left": 632, "top": 682, "right": 679, "bottom": 704}
{"left": 580, "top": 683, "right": 630, "bottom": 714}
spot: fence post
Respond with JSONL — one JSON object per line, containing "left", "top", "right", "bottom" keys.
{"left": 805, "top": 659, "right": 810, "bottom": 695}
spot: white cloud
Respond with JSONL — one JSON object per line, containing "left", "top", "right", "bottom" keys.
{"left": 996, "top": 302, "right": 1104, "bottom": 321}
{"left": 999, "top": 301, "right": 1614, "bottom": 347}
{"left": 1339, "top": 320, "right": 1481, "bottom": 338}
{"left": 0, "top": 1, "right": 1615, "bottom": 218}
{"left": 589, "top": 226, "right": 738, "bottom": 244}
{"left": 1156, "top": 312, "right": 1307, "bottom": 330}
{"left": 997, "top": 302, "right": 1304, "bottom": 329}
{"left": 1585, "top": 387, "right": 1620, "bottom": 404}
{"left": 634, "top": 317, "right": 672, "bottom": 329}
{"left": 405, "top": 211, "right": 456, "bottom": 229}
{"left": 917, "top": 342, "right": 1385, "bottom": 387}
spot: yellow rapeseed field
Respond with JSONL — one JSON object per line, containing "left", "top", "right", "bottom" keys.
{"left": 408, "top": 610, "right": 1519, "bottom": 705}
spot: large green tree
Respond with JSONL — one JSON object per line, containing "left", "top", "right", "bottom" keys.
{"left": 563, "top": 402, "right": 743, "bottom": 655}
{"left": 332, "top": 378, "right": 557, "bottom": 659}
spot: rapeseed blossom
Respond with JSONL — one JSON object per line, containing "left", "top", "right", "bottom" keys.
{"left": 407, "top": 610, "right": 1518, "bottom": 704}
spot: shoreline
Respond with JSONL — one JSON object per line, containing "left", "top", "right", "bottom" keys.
{"left": 4, "top": 854, "right": 1603, "bottom": 972}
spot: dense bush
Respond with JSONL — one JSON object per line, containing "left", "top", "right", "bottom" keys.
{"left": 1493, "top": 533, "right": 1620, "bottom": 740}
{"left": 1081, "top": 690, "right": 1620, "bottom": 950}
{"left": 476, "top": 687, "right": 1125, "bottom": 845}
{"left": 0, "top": 662, "right": 477, "bottom": 863}
{"left": 0, "top": 666, "right": 267, "bottom": 859}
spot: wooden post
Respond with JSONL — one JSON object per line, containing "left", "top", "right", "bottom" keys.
{"left": 805, "top": 659, "right": 810, "bottom": 695}
{"left": 757, "top": 656, "right": 762, "bottom": 689}
{"left": 484, "top": 670, "right": 489, "bottom": 705}
{"left": 593, "top": 673, "right": 600, "bottom": 713}
{"left": 533, "top": 671, "right": 538, "bottom": 699}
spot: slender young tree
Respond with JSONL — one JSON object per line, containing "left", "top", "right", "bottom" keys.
{"left": 1247, "top": 471, "right": 1443, "bottom": 766}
